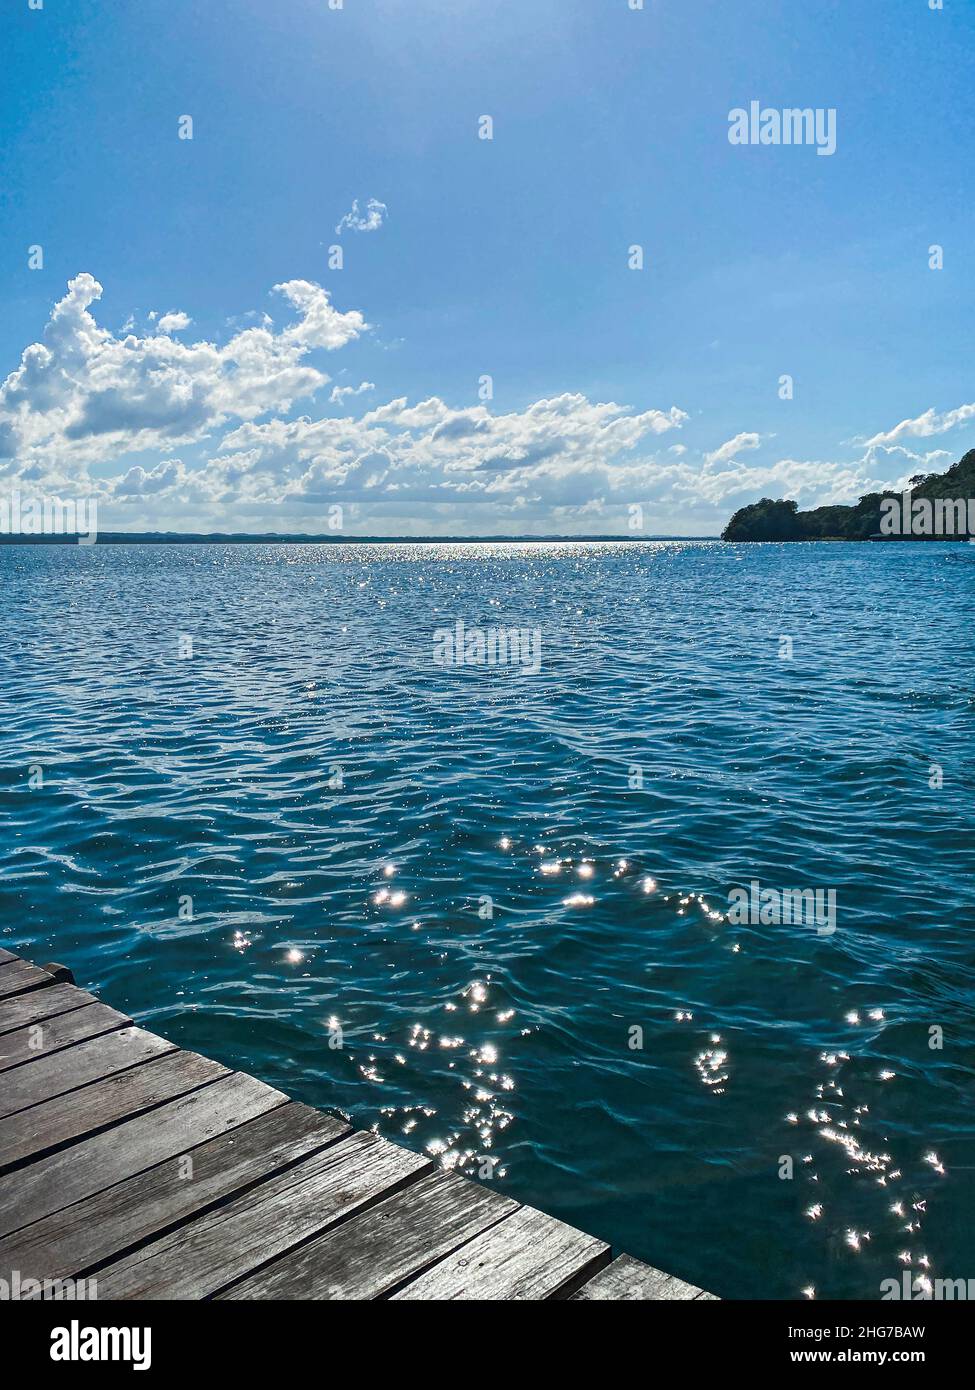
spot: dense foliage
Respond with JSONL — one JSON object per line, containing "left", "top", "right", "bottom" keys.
{"left": 722, "top": 449, "right": 975, "bottom": 541}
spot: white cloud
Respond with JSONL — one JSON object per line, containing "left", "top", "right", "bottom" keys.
{"left": 330, "top": 380, "right": 375, "bottom": 404}
{"left": 156, "top": 311, "right": 192, "bottom": 334}
{"left": 335, "top": 198, "right": 387, "bottom": 235}
{"left": 0, "top": 276, "right": 691, "bottom": 530}
{"left": 113, "top": 458, "right": 191, "bottom": 497}
{"left": 865, "top": 402, "right": 975, "bottom": 447}
{"left": 214, "top": 395, "right": 689, "bottom": 511}
{"left": 705, "top": 431, "right": 761, "bottom": 468}
{"left": 0, "top": 273, "right": 367, "bottom": 465}
{"left": 861, "top": 442, "right": 954, "bottom": 473}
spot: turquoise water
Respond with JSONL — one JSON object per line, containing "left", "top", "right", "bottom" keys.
{"left": 2, "top": 539, "right": 973, "bottom": 1299}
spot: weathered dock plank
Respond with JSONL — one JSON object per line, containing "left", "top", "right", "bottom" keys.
{"left": 0, "top": 1049, "right": 227, "bottom": 1173}
{"left": 0, "top": 958, "right": 56, "bottom": 1000}
{"left": 0, "top": 1102, "right": 347, "bottom": 1284}
{"left": 0, "top": 1026, "right": 177, "bottom": 1120}
{"left": 0, "top": 982, "right": 101, "bottom": 1037}
{"left": 391, "top": 1203, "right": 610, "bottom": 1300}
{"left": 97, "top": 1129, "right": 431, "bottom": 1299}
{"left": 571, "top": 1252, "right": 713, "bottom": 1300}
{"left": 221, "top": 1166, "right": 519, "bottom": 1300}
{"left": 0, "top": 948, "right": 17, "bottom": 966}
{"left": 0, "top": 1002, "right": 130, "bottom": 1073}
{"left": 0, "top": 1070, "right": 287, "bottom": 1239}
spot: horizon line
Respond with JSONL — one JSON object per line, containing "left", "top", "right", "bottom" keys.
{"left": 0, "top": 531, "right": 722, "bottom": 545}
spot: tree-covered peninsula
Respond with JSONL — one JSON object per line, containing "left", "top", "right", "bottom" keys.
{"left": 722, "top": 448, "right": 975, "bottom": 541}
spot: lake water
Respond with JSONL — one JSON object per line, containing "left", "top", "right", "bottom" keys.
{"left": 2, "top": 539, "right": 973, "bottom": 1299}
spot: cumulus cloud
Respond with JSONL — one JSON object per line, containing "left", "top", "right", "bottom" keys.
{"left": 705, "top": 431, "right": 761, "bottom": 468}
{"left": 860, "top": 442, "right": 954, "bottom": 474}
{"left": 156, "top": 310, "right": 192, "bottom": 334}
{"left": 0, "top": 273, "right": 367, "bottom": 465}
{"left": 865, "top": 402, "right": 975, "bottom": 447}
{"left": 330, "top": 380, "right": 375, "bottom": 404}
{"left": 0, "top": 275, "right": 691, "bottom": 528}
{"left": 335, "top": 198, "right": 387, "bottom": 235}
{"left": 113, "top": 458, "right": 191, "bottom": 497}
{"left": 212, "top": 395, "right": 690, "bottom": 515}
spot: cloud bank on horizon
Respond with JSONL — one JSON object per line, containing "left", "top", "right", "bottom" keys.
{"left": 0, "top": 272, "right": 968, "bottom": 537}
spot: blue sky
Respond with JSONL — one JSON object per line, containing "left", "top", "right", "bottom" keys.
{"left": 1, "top": 0, "right": 972, "bottom": 535}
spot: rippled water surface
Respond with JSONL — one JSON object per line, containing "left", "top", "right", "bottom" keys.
{"left": 2, "top": 540, "right": 974, "bottom": 1299}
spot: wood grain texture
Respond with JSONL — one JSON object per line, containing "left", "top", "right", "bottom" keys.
{"left": 0, "top": 1000, "right": 129, "bottom": 1073}
{"left": 0, "top": 959, "right": 55, "bottom": 1000}
{"left": 0, "top": 1003, "right": 130, "bottom": 1074}
{"left": 391, "top": 1203, "right": 610, "bottom": 1300}
{"left": 97, "top": 1129, "right": 431, "bottom": 1299}
{"left": 570, "top": 1252, "right": 715, "bottom": 1300}
{"left": 0, "top": 1027, "right": 176, "bottom": 1119}
{"left": 0, "top": 1049, "right": 227, "bottom": 1173}
{"left": 0, "top": 1102, "right": 347, "bottom": 1284}
{"left": 0, "top": 1070, "right": 287, "bottom": 1239}
{"left": 221, "top": 1167, "right": 518, "bottom": 1300}
{"left": 0, "top": 983, "right": 100, "bottom": 1037}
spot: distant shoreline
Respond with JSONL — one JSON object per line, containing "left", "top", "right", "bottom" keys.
{"left": 4, "top": 532, "right": 973, "bottom": 547}
{"left": 0, "top": 532, "right": 719, "bottom": 546}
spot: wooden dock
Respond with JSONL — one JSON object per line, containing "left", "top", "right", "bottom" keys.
{"left": 0, "top": 949, "right": 718, "bottom": 1301}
